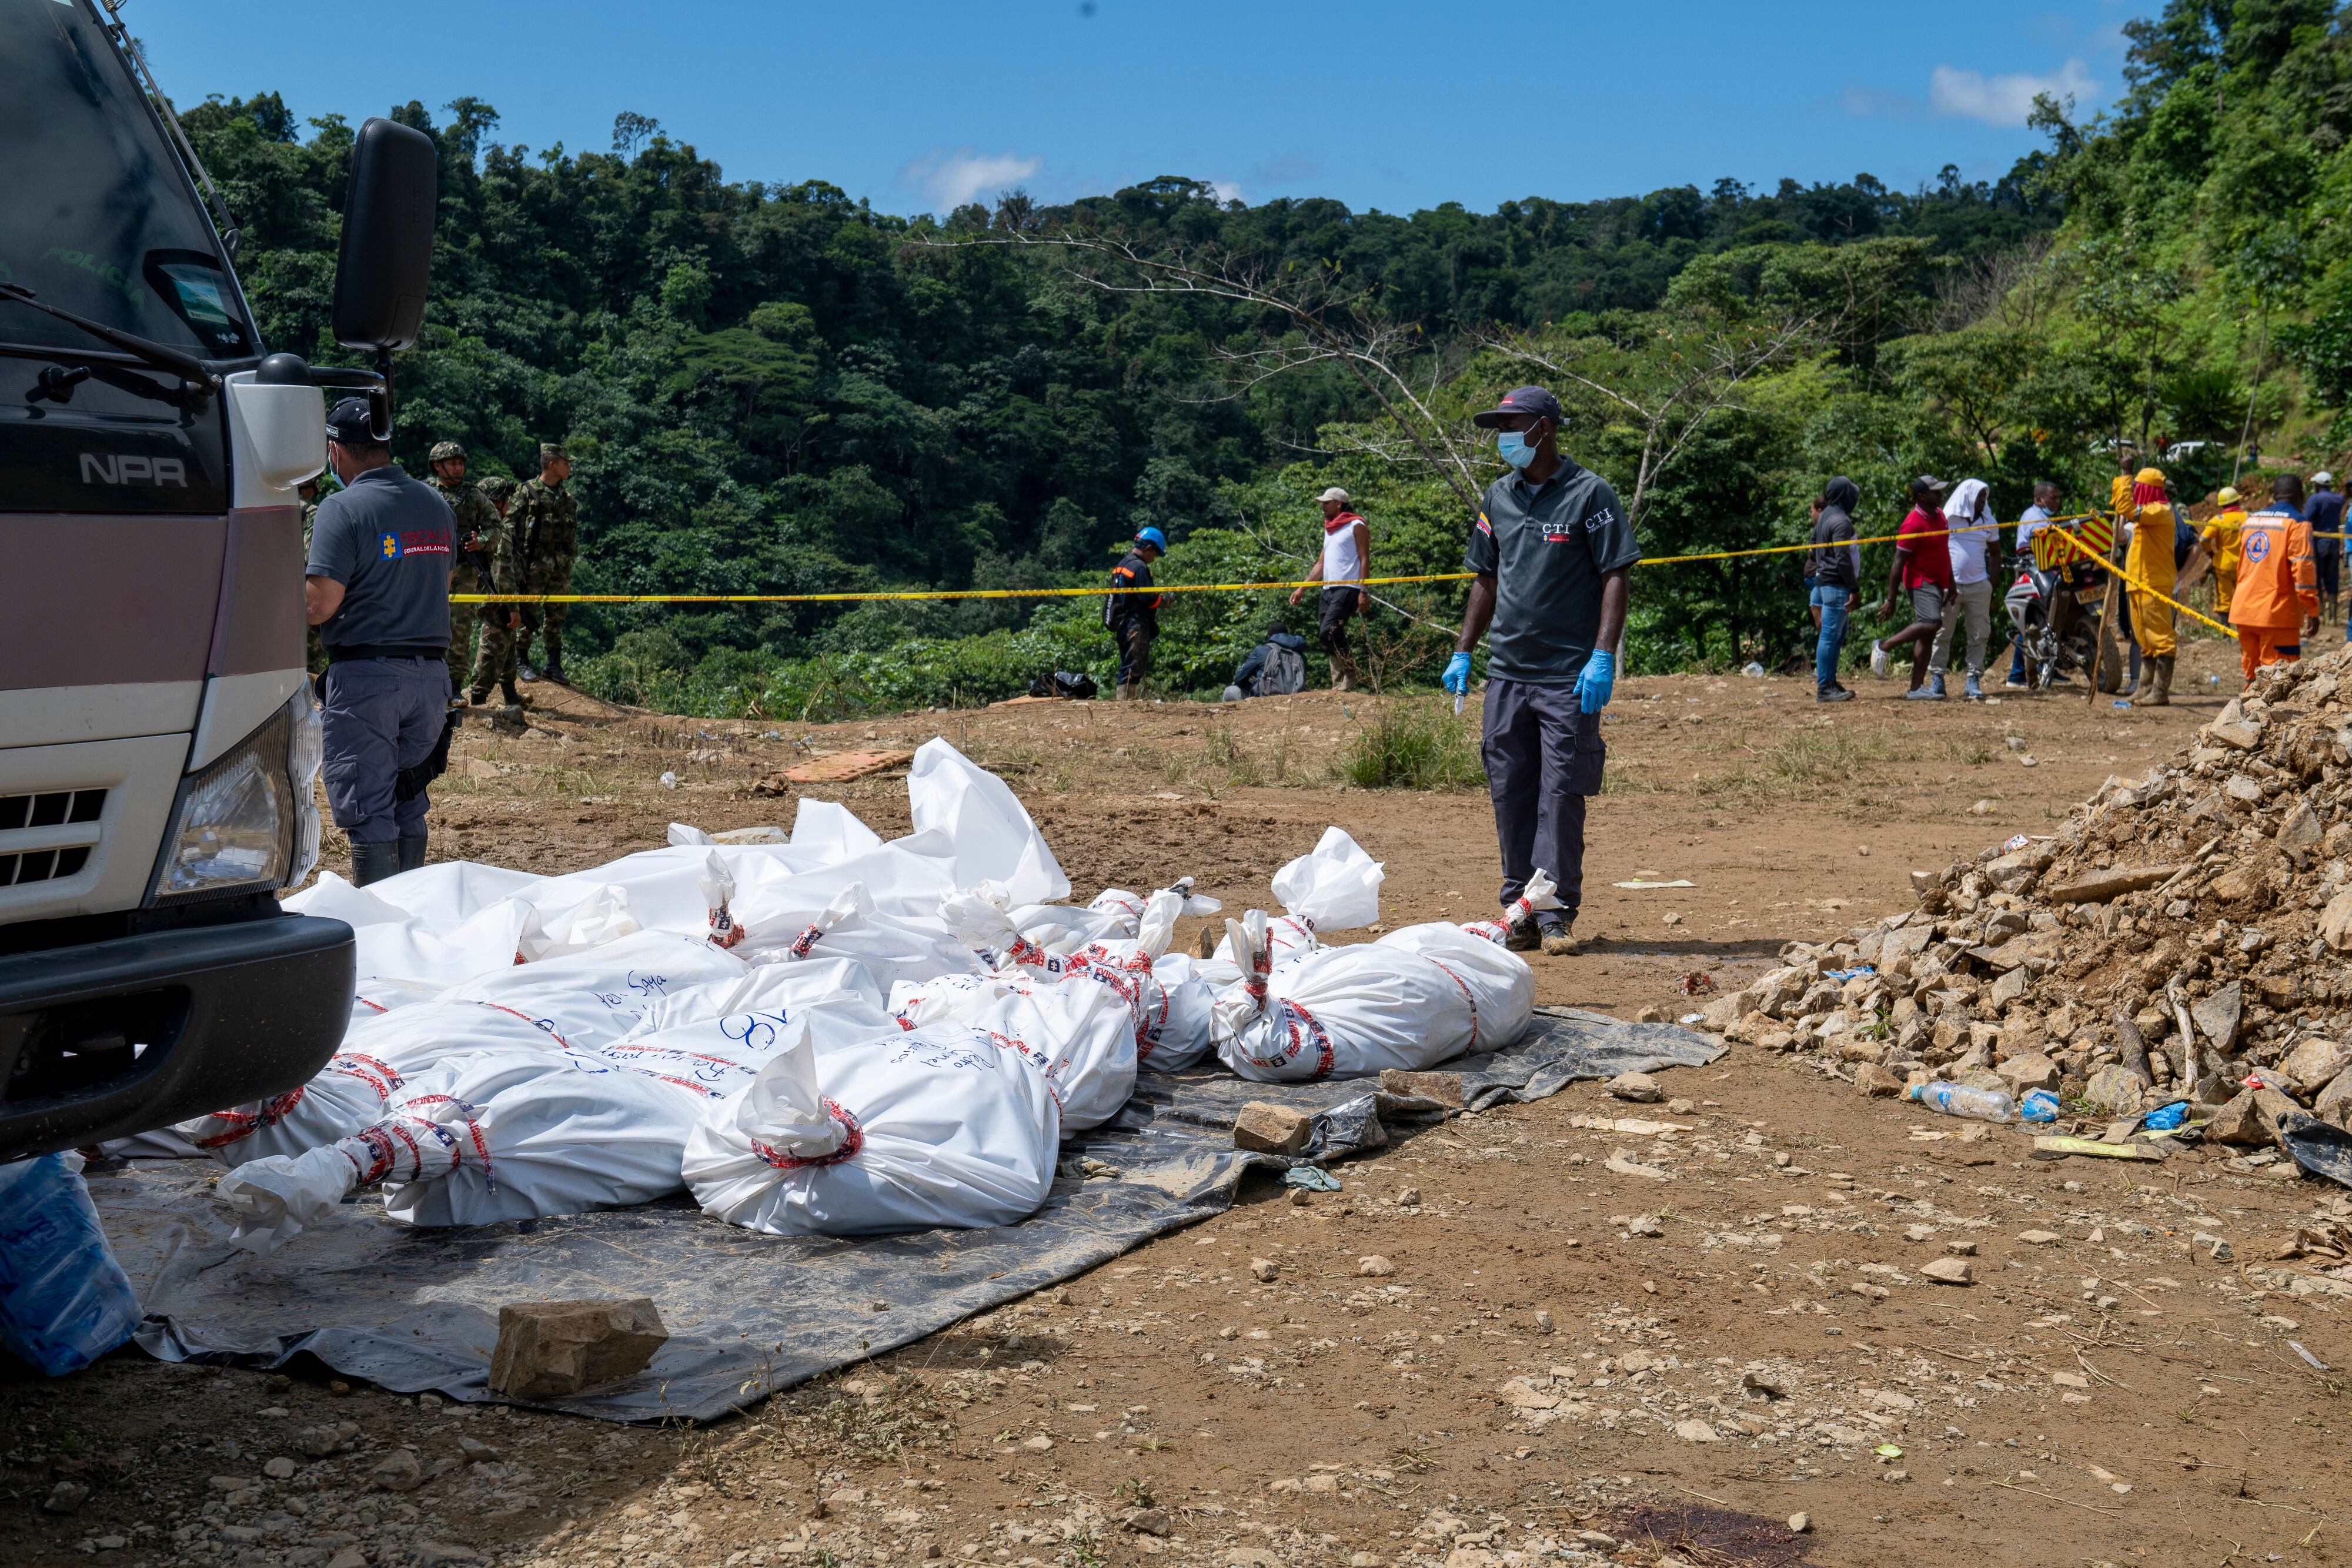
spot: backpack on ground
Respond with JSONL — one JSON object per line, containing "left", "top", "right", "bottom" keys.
{"left": 1254, "top": 641, "right": 1307, "bottom": 696}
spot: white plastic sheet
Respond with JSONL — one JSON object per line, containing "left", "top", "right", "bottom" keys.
{"left": 216, "top": 971, "right": 900, "bottom": 1235}
{"left": 904, "top": 740, "right": 1069, "bottom": 905}
{"left": 754, "top": 881, "right": 983, "bottom": 992}
{"left": 1211, "top": 913, "right": 1533, "bottom": 1082}
{"left": 1212, "top": 827, "right": 1383, "bottom": 965}
{"left": 186, "top": 931, "right": 750, "bottom": 1166}
{"left": 439, "top": 928, "right": 750, "bottom": 1048}
{"left": 681, "top": 1019, "right": 1063, "bottom": 1237}
{"left": 1005, "top": 878, "right": 1220, "bottom": 957}
{"left": 1141, "top": 953, "right": 1219, "bottom": 1072}
{"left": 872, "top": 969, "right": 1135, "bottom": 1132}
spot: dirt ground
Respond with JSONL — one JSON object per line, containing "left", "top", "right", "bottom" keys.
{"left": 11, "top": 629, "right": 2351, "bottom": 1568}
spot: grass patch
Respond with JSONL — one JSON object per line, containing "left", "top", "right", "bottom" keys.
{"left": 1700, "top": 724, "right": 1898, "bottom": 790}
{"left": 1166, "top": 720, "right": 1318, "bottom": 791}
{"left": 1337, "top": 698, "right": 1487, "bottom": 791}
{"left": 1937, "top": 736, "right": 1997, "bottom": 765}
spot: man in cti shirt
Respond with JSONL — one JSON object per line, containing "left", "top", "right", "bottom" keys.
{"left": 1441, "top": 386, "right": 1639, "bottom": 958}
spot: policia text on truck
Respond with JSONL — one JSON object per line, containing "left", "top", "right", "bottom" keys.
{"left": 0, "top": 0, "right": 441, "bottom": 1159}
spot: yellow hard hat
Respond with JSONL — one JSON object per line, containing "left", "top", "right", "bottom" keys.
{"left": 2135, "top": 466, "right": 2166, "bottom": 487}
{"left": 2216, "top": 486, "right": 2241, "bottom": 506}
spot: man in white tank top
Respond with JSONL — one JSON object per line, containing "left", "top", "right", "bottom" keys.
{"left": 1289, "top": 486, "right": 1373, "bottom": 690}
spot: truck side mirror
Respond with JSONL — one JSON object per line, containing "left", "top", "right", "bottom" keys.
{"left": 332, "top": 118, "right": 437, "bottom": 355}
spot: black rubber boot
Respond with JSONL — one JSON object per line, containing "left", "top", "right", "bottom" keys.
{"left": 396, "top": 835, "right": 427, "bottom": 874}
{"left": 501, "top": 679, "right": 526, "bottom": 706}
{"left": 350, "top": 840, "right": 400, "bottom": 887}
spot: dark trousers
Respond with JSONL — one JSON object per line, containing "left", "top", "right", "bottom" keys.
{"left": 1317, "top": 586, "right": 1360, "bottom": 656}
{"left": 1114, "top": 620, "right": 1153, "bottom": 686}
{"left": 320, "top": 656, "right": 448, "bottom": 844}
{"left": 1481, "top": 677, "right": 1605, "bottom": 920}
{"left": 518, "top": 601, "right": 568, "bottom": 670}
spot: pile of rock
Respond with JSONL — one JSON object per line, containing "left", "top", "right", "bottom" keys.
{"left": 1705, "top": 644, "right": 2352, "bottom": 1149}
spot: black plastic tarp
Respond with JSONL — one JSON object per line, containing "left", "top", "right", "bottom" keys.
{"left": 99, "top": 1009, "right": 1718, "bottom": 1422}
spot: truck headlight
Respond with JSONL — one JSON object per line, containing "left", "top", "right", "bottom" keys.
{"left": 149, "top": 689, "right": 317, "bottom": 903}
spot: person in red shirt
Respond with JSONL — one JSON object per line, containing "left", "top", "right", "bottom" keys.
{"left": 1869, "top": 476, "right": 1956, "bottom": 699}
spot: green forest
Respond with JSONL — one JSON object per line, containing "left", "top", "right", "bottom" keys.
{"left": 182, "top": 0, "right": 2352, "bottom": 714}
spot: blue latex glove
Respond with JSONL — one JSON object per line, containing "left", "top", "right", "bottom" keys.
{"left": 1575, "top": 648, "right": 1616, "bottom": 714}
{"left": 1442, "top": 650, "right": 1472, "bottom": 694}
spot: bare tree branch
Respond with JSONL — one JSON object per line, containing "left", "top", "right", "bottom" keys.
{"left": 922, "top": 230, "right": 1489, "bottom": 514}
{"left": 1479, "top": 294, "right": 1827, "bottom": 529}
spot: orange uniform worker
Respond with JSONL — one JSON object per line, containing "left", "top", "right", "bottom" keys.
{"left": 2231, "top": 474, "right": 2320, "bottom": 683}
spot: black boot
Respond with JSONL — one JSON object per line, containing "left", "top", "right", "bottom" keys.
{"left": 543, "top": 658, "right": 567, "bottom": 686}
{"left": 501, "top": 679, "right": 526, "bottom": 706}
{"left": 350, "top": 841, "right": 400, "bottom": 887}
{"left": 397, "top": 835, "right": 427, "bottom": 874}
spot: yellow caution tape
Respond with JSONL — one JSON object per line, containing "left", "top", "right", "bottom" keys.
{"left": 2033, "top": 525, "right": 2233, "bottom": 636}
{"left": 451, "top": 511, "right": 2117, "bottom": 604}
{"left": 452, "top": 571, "right": 1477, "bottom": 605}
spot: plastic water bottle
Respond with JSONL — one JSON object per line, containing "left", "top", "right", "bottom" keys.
{"left": 1909, "top": 1081, "right": 2018, "bottom": 1123}
{"left": 0, "top": 1153, "right": 142, "bottom": 1375}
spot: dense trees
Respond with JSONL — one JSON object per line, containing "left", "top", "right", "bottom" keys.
{"left": 175, "top": 4, "right": 2352, "bottom": 700}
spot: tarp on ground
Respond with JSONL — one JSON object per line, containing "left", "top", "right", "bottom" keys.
{"left": 101, "top": 1010, "right": 1719, "bottom": 1423}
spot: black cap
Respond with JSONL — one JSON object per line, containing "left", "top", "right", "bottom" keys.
{"left": 325, "top": 397, "right": 380, "bottom": 446}
{"left": 1471, "top": 385, "right": 1565, "bottom": 429}
{"left": 1911, "top": 474, "right": 1947, "bottom": 496}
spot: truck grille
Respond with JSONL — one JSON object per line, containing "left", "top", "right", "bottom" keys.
{"left": 0, "top": 789, "right": 106, "bottom": 885}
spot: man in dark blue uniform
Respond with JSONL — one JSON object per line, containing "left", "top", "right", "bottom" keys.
{"left": 304, "top": 399, "right": 457, "bottom": 886}
{"left": 1442, "top": 386, "right": 1639, "bottom": 956}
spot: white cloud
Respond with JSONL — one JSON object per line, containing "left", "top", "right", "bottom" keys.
{"left": 900, "top": 149, "right": 1043, "bottom": 212}
{"left": 1207, "top": 179, "right": 1244, "bottom": 206}
{"left": 1928, "top": 58, "right": 2096, "bottom": 126}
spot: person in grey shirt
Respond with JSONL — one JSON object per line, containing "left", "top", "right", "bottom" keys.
{"left": 304, "top": 398, "right": 456, "bottom": 886}
{"left": 1441, "top": 386, "right": 1639, "bottom": 956}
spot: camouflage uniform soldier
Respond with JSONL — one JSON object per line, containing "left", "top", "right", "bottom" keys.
{"left": 509, "top": 442, "right": 579, "bottom": 683}
{"left": 427, "top": 441, "right": 502, "bottom": 697}
{"left": 470, "top": 474, "right": 524, "bottom": 705}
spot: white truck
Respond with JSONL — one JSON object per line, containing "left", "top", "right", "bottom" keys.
{"left": 0, "top": 0, "right": 439, "bottom": 1158}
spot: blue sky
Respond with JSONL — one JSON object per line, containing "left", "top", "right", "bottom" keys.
{"left": 132, "top": 0, "right": 2138, "bottom": 216}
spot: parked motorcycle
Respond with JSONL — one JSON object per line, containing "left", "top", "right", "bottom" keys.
{"left": 2004, "top": 557, "right": 2123, "bottom": 693}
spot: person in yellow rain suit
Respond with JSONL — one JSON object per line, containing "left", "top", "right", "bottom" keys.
{"left": 2123, "top": 467, "right": 2189, "bottom": 707}
{"left": 2231, "top": 474, "right": 2320, "bottom": 684}
{"left": 2188, "top": 486, "right": 2246, "bottom": 624}
{"left": 2107, "top": 454, "right": 2146, "bottom": 694}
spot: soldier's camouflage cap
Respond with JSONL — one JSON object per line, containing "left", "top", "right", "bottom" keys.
{"left": 479, "top": 475, "right": 517, "bottom": 498}
{"left": 539, "top": 442, "right": 568, "bottom": 463}
{"left": 429, "top": 440, "right": 466, "bottom": 463}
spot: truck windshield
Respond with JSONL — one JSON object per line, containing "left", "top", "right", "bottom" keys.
{"left": 1, "top": 0, "right": 257, "bottom": 363}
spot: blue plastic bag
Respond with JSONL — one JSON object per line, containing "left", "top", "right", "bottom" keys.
{"left": 0, "top": 1154, "right": 141, "bottom": 1375}
{"left": 2144, "top": 1101, "right": 2189, "bottom": 1131}
{"left": 2020, "top": 1088, "right": 2061, "bottom": 1124}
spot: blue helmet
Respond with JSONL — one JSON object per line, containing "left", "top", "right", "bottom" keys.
{"left": 1134, "top": 527, "right": 1168, "bottom": 551}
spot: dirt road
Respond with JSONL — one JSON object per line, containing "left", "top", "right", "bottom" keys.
{"left": 12, "top": 634, "right": 2347, "bottom": 1568}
